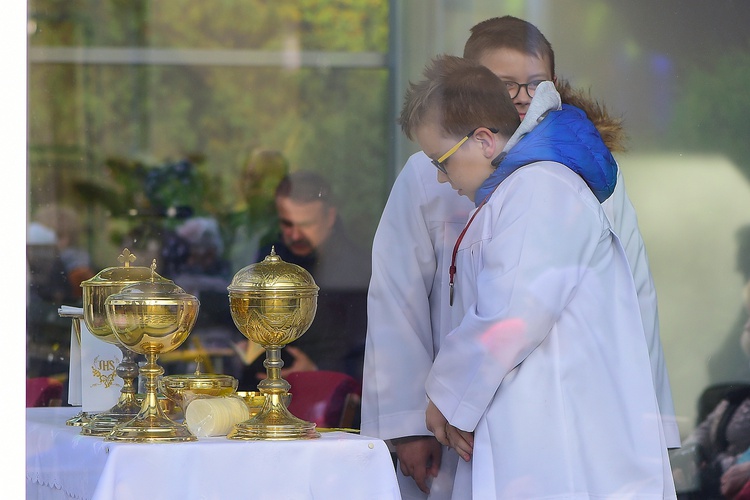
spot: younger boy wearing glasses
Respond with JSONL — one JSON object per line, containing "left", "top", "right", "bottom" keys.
{"left": 398, "top": 54, "right": 675, "bottom": 499}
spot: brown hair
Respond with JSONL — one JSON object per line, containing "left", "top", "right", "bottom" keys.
{"left": 399, "top": 55, "right": 519, "bottom": 141}
{"left": 464, "top": 16, "right": 627, "bottom": 151}
{"left": 463, "top": 16, "right": 556, "bottom": 77}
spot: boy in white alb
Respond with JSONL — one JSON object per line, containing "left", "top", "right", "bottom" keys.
{"left": 390, "top": 54, "right": 675, "bottom": 499}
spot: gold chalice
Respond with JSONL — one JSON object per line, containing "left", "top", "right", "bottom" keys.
{"left": 79, "top": 249, "right": 172, "bottom": 436}
{"left": 226, "top": 248, "right": 319, "bottom": 440}
{"left": 104, "top": 266, "right": 200, "bottom": 442}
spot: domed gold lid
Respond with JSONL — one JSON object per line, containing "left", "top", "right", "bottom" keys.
{"left": 106, "top": 279, "right": 197, "bottom": 303}
{"left": 80, "top": 249, "right": 173, "bottom": 340}
{"left": 81, "top": 248, "right": 171, "bottom": 288}
{"left": 227, "top": 247, "right": 319, "bottom": 295}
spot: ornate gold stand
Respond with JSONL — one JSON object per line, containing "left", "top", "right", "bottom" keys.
{"left": 66, "top": 412, "right": 93, "bottom": 426}
{"left": 228, "top": 346, "right": 318, "bottom": 440}
{"left": 107, "top": 351, "right": 196, "bottom": 442}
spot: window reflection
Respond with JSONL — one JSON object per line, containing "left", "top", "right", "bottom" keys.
{"left": 27, "top": 1, "right": 389, "bottom": 384}
{"left": 25, "top": 0, "right": 750, "bottom": 464}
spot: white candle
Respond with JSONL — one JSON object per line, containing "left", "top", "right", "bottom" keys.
{"left": 185, "top": 397, "right": 250, "bottom": 437}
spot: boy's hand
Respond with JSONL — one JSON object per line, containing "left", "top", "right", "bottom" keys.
{"left": 426, "top": 399, "right": 474, "bottom": 462}
{"left": 393, "top": 436, "right": 442, "bottom": 494}
{"left": 448, "top": 426, "right": 474, "bottom": 462}
{"left": 721, "top": 461, "right": 750, "bottom": 497}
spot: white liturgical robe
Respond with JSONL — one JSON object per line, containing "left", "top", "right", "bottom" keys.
{"left": 361, "top": 151, "right": 678, "bottom": 499}
{"left": 424, "top": 163, "right": 674, "bottom": 498}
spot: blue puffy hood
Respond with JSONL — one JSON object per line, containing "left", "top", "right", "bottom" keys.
{"left": 474, "top": 103, "right": 617, "bottom": 206}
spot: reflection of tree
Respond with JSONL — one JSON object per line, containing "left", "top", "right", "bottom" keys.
{"left": 71, "top": 154, "right": 220, "bottom": 246}
{"left": 668, "top": 50, "right": 750, "bottom": 183}
{"left": 28, "top": 0, "right": 390, "bottom": 264}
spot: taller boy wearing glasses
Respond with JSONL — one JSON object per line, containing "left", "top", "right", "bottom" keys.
{"left": 361, "top": 16, "right": 678, "bottom": 499}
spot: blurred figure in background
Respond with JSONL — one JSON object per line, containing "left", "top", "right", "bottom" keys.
{"left": 708, "top": 224, "right": 750, "bottom": 385}
{"left": 26, "top": 221, "right": 75, "bottom": 379}
{"left": 26, "top": 222, "right": 71, "bottom": 307}
{"left": 673, "top": 280, "right": 750, "bottom": 499}
{"left": 160, "top": 216, "right": 243, "bottom": 377}
{"left": 238, "top": 171, "right": 371, "bottom": 391}
{"left": 34, "top": 204, "right": 95, "bottom": 299}
{"left": 224, "top": 149, "right": 289, "bottom": 273}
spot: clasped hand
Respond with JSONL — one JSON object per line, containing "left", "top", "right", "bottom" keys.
{"left": 425, "top": 399, "right": 474, "bottom": 463}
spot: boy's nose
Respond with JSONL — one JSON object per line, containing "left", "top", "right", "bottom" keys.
{"left": 513, "top": 92, "right": 532, "bottom": 108}
{"left": 437, "top": 170, "right": 449, "bottom": 184}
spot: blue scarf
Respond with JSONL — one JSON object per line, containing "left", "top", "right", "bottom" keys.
{"left": 474, "top": 104, "right": 617, "bottom": 206}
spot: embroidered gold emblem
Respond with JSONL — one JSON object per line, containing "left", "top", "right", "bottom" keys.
{"left": 90, "top": 355, "right": 119, "bottom": 388}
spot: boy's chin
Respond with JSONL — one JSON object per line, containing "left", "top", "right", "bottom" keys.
{"left": 455, "top": 188, "right": 475, "bottom": 202}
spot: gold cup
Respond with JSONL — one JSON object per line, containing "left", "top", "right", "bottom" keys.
{"left": 226, "top": 248, "right": 319, "bottom": 440}
{"left": 160, "top": 368, "right": 239, "bottom": 413}
{"left": 79, "top": 249, "right": 172, "bottom": 436}
{"left": 104, "top": 272, "right": 200, "bottom": 442}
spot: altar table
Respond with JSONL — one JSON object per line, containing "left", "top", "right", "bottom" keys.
{"left": 26, "top": 407, "right": 402, "bottom": 500}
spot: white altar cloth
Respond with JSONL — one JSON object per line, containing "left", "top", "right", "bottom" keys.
{"left": 26, "top": 407, "right": 401, "bottom": 500}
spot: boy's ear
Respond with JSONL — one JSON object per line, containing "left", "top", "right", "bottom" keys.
{"left": 474, "top": 127, "right": 503, "bottom": 162}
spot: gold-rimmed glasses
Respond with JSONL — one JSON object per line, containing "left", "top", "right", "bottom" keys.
{"left": 431, "top": 127, "right": 501, "bottom": 175}
{"left": 430, "top": 128, "right": 478, "bottom": 176}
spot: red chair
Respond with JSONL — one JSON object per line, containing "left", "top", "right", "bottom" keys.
{"left": 285, "top": 370, "right": 361, "bottom": 429}
{"left": 26, "top": 377, "right": 64, "bottom": 407}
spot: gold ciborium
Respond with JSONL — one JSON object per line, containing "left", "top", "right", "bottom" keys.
{"left": 104, "top": 267, "right": 200, "bottom": 442}
{"left": 227, "top": 248, "right": 319, "bottom": 440}
{"left": 79, "top": 249, "right": 172, "bottom": 436}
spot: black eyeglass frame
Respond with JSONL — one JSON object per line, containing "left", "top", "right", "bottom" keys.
{"left": 503, "top": 79, "right": 546, "bottom": 99}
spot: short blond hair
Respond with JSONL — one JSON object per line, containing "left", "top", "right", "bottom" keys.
{"left": 398, "top": 55, "right": 519, "bottom": 141}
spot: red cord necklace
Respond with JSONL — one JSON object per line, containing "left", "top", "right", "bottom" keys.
{"left": 449, "top": 192, "right": 493, "bottom": 306}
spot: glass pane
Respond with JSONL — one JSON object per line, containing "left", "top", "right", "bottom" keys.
{"left": 22, "top": 1, "right": 750, "bottom": 495}
{"left": 26, "top": 1, "right": 390, "bottom": 385}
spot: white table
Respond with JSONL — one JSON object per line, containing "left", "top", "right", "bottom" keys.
{"left": 26, "top": 407, "right": 402, "bottom": 500}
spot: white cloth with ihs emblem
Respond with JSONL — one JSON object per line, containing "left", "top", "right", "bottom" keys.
{"left": 63, "top": 305, "right": 123, "bottom": 412}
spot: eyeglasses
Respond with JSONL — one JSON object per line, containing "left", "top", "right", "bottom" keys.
{"left": 431, "top": 129, "right": 478, "bottom": 176}
{"left": 431, "top": 127, "right": 499, "bottom": 175}
{"left": 503, "top": 79, "right": 546, "bottom": 99}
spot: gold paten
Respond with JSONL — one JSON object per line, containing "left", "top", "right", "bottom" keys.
{"left": 226, "top": 248, "right": 319, "bottom": 440}
{"left": 104, "top": 266, "right": 200, "bottom": 442}
{"left": 79, "top": 249, "right": 172, "bottom": 436}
